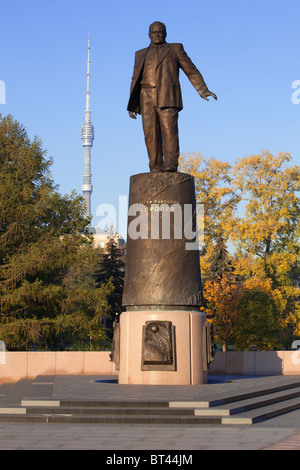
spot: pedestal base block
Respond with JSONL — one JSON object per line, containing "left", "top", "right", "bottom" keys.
{"left": 118, "top": 310, "right": 207, "bottom": 385}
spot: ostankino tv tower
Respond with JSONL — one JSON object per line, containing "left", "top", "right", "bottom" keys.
{"left": 81, "top": 36, "right": 94, "bottom": 222}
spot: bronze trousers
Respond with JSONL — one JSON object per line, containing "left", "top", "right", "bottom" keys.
{"left": 140, "top": 87, "right": 180, "bottom": 172}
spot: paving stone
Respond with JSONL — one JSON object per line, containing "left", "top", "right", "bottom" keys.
{"left": 0, "top": 375, "right": 300, "bottom": 449}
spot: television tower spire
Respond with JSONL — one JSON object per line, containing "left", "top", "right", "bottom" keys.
{"left": 81, "top": 36, "right": 94, "bottom": 221}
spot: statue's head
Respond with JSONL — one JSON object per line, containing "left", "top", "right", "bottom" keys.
{"left": 149, "top": 21, "right": 167, "bottom": 45}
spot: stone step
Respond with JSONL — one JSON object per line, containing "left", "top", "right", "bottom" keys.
{"left": 2, "top": 395, "right": 300, "bottom": 425}
{"left": 169, "top": 378, "right": 300, "bottom": 408}
{"left": 221, "top": 396, "right": 300, "bottom": 425}
{"left": 0, "top": 379, "right": 35, "bottom": 406}
{"left": 2, "top": 376, "right": 300, "bottom": 425}
{"left": 21, "top": 399, "right": 170, "bottom": 408}
{"left": 0, "top": 412, "right": 222, "bottom": 425}
{"left": 26, "top": 406, "right": 196, "bottom": 416}
{"left": 193, "top": 386, "right": 300, "bottom": 416}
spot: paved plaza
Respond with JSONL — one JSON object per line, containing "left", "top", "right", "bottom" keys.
{"left": 1, "top": 374, "right": 300, "bottom": 450}
{"left": 0, "top": 420, "right": 299, "bottom": 450}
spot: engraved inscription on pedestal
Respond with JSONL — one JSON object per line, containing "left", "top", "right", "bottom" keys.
{"left": 141, "top": 321, "right": 176, "bottom": 371}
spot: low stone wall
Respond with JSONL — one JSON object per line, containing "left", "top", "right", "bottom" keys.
{"left": 208, "top": 351, "right": 300, "bottom": 376}
{"left": 2, "top": 350, "right": 300, "bottom": 383}
{"left": 0, "top": 351, "right": 117, "bottom": 383}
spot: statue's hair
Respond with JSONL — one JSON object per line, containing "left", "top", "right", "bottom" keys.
{"left": 149, "top": 21, "right": 166, "bottom": 33}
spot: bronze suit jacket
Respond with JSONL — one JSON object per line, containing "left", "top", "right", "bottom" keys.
{"left": 127, "top": 42, "right": 208, "bottom": 114}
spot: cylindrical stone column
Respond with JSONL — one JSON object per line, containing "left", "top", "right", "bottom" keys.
{"left": 122, "top": 172, "right": 202, "bottom": 310}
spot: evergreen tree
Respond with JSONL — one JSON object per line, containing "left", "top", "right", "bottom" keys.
{"left": 94, "top": 238, "right": 125, "bottom": 338}
{"left": 204, "top": 229, "right": 234, "bottom": 281}
{"left": 61, "top": 246, "right": 115, "bottom": 350}
{"left": 0, "top": 114, "right": 111, "bottom": 350}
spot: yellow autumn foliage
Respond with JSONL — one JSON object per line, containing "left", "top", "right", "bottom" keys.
{"left": 180, "top": 151, "right": 300, "bottom": 349}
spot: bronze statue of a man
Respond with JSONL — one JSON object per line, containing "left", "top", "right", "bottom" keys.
{"left": 127, "top": 21, "right": 217, "bottom": 172}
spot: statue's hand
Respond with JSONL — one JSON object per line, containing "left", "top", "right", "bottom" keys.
{"left": 128, "top": 111, "right": 137, "bottom": 119}
{"left": 200, "top": 90, "right": 218, "bottom": 101}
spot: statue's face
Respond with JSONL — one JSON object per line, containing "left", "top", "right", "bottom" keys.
{"left": 149, "top": 24, "right": 166, "bottom": 45}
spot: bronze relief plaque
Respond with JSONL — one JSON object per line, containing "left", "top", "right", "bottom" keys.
{"left": 141, "top": 320, "right": 176, "bottom": 371}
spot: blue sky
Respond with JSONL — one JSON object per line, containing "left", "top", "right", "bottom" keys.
{"left": 1, "top": 0, "right": 299, "bottom": 237}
